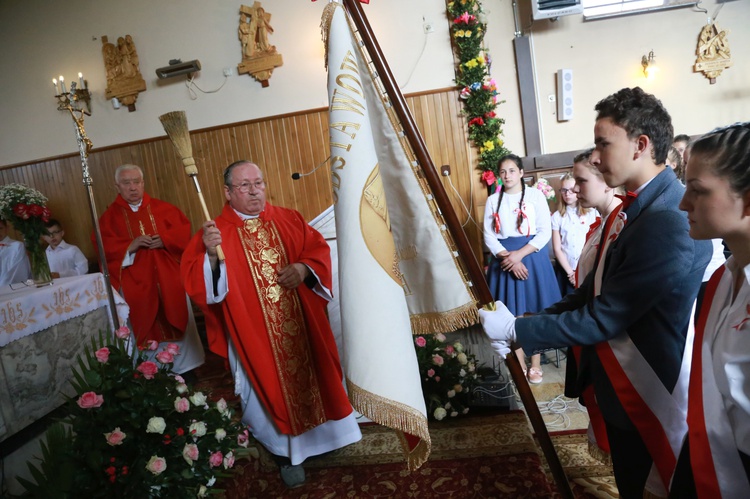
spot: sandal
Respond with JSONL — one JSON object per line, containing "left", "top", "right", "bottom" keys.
{"left": 527, "top": 367, "right": 543, "bottom": 384}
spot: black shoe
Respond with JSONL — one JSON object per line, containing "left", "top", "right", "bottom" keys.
{"left": 279, "top": 464, "right": 306, "bottom": 488}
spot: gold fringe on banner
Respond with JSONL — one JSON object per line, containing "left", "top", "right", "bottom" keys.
{"left": 320, "top": 2, "right": 338, "bottom": 70}
{"left": 347, "top": 379, "right": 431, "bottom": 470}
{"left": 410, "top": 301, "right": 479, "bottom": 335}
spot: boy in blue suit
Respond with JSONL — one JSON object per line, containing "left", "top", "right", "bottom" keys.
{"left": 480, "top": 87, "right": 711, "bottom": 498}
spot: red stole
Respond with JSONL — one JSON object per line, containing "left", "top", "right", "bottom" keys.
{"left": 182, "top": 203, "right": 352, "bottom": 436}
{"left": 97, "top": 193, "right": 190, "bottom": 344}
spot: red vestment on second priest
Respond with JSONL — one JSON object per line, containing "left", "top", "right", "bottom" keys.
{"left": 181, "top": 203, "right": 352, "bottom": 436}
{"left": 97, "top": 193, "right": 190, "bottom": 344}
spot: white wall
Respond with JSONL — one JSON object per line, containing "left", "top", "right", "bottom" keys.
{"left": 0, "top": 0, "right": 458, "bottom": 166}
{"left": 1, "top": 0, "right": 748, "bottom": 167}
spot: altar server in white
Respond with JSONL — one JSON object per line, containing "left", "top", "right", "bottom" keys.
{"left": 43, "top": 219, "right": 89, "bottom": 277}
{"left": 0, "top": 218, "right": 31, "bottom": 286}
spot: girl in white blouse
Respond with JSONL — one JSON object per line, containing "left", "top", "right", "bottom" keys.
{"left": 671, "top": 122, "right": 750, "bottom": 498}
{"left": 483, "top": 154, "right": 561, "bottom": 384}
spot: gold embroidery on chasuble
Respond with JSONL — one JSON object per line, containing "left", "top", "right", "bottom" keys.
{"left": 238, "top": 218, "right": 326, "bottom": 435}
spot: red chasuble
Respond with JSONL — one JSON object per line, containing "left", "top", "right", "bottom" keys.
{"left": 181, "top": 203, "right": 352, "bottom": 436}
{"left": 97, "top": 193, "right": 190, "bottom": 344}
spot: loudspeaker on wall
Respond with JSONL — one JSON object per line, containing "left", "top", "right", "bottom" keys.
{"left": 556, "top": 69, "right": 573, "bottom": 122}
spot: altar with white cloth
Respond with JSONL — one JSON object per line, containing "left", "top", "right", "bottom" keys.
{"left": 0, "top": 274, "right": 129, "bottom": 442}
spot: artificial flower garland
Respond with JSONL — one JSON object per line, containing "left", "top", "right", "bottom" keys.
{"left": 447, "top": 0, "right": 510, "bottom": 189}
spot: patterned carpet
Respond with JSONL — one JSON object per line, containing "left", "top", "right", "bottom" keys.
{"left": 193, "top": 351, "right": 616, "bottom": 498}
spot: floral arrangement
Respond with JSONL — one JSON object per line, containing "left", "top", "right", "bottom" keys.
{"left": 19, "top": 327, "right": 249, "bottom": 498}
{"left": 447, "top": 0, "right": 511, "bottom": 190}
{"left": 414, "top": 333, "right": 481, "bottom": 421}
{"left": 0, "top": 183, "right": 51, "bottom": 241}
{"left": 534, "top": 178, "right": 556, "bottom": 201}
{"left": 0, "top": 183, "right": 52, "bottom": 282}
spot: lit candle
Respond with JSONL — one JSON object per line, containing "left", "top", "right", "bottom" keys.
{"left": 59, "top": 75, "right": 66, "bottom": 94}
{"left": 52, "top": 78, "right": 59, "bottom": 95}
{"left": 78, "top": 72, "right": 86, "bottom": 90}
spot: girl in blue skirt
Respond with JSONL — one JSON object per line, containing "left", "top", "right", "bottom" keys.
{"left": 483, "top": 154, "right": 561, "bottom": 384}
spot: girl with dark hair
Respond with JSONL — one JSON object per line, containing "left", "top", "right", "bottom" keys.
{"left": 671, "top": 122, "right": 750, "bottom": 498}
{"left": 482, "top": 154, "right": 561, "bottom": 384}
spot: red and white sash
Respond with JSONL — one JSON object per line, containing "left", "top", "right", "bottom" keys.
{"left": 687, "top": 265, "right": 750, "bottom": 498}
{"left": 592, "top": 201, "right": 693, "bottom": 496}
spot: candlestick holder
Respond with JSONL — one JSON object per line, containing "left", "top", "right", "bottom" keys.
{"left": 55, "top": 81, "right": 92, "bottom": 114}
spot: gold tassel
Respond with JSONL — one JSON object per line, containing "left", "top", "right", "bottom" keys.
{"left": 347, "top": 380, "right": 431, "bottom": 470}
{"left": 410, "top": 302, "right": 479, "bottom": 335}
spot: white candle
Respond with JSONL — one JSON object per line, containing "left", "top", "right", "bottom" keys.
{"left": 52, "top": 78, "right": 59, "bottom": 95}
{"left": 78, "top": 72, "right": 86, "bottom": 90}
{"left": 59, "top": 75, "right": 66, "bottom": 94}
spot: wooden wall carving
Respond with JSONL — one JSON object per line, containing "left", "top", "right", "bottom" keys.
{"left": 1, "top": 87, "right": 488, "bottom": 264}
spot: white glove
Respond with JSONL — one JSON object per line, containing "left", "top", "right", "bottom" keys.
{"left": 478, "top": 301, "right": 517, "bottom": 358}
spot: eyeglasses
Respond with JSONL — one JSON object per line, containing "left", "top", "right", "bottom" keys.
{"left": 560, "top": 188, "right": 576, "bottom": 194}
{"left": 231, "top": 180, "right": 265, "bottom": 193}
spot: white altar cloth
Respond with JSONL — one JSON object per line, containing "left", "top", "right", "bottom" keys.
{"left": 0, "top": 274, "right": 129, "bottom": 348}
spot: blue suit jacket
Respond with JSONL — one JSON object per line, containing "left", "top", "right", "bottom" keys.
{"left": 515, "top": 168, "right": 712, "bottom": 429}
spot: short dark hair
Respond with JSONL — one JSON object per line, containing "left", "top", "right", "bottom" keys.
{"left": 573, "top": 148, "right": 594, "bottom": 164}
{"left": 673, "top": 134, "right": 691, "bottom": 144}
{"left": 594, "top": 87, "right": 673, "bottom": 165}
{"left": 223, "top": 160, "right": 261, "bottom": 186}
{"left": 44, "top": 218, "right": 62, "bottom": 229}
{"left": 689, "top": 122, "right": 750, "bottom": 195}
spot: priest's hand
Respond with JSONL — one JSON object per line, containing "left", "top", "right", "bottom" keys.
{"left": 277, "top": 263, "right": 309, "bottom": 289}
{"left": 478, "top": 301, "right": 517, "bottom": 358}
{"left": 149, "top": 234, "right": 164, "bottom": 249}
{"left": 202, "top": 221, "right": 222, "bottom": 267}
{"left": 128, "top": 235, "right": 152, "bottom": 254}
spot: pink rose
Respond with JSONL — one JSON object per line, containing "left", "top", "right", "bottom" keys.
{"left": 435, "top": 333, "right": 447, "bottom": 342}
{"left": 209, "top": 451, "right": 223, "bottom": 468}
{"left": 432, "top": 354, "right": 445, "bottom": 366}
{"left": 136, "top": 361, "right": 159, "bottom": 379}
{"left": 115, "top": 326, "right": 130, "bottom": 339}
{"left": 174, "top": 375, "right": 185, "bottom": 384}
{"left": 182, "top": 443, "right": 199, "bottom": 465}
{"left": 146, "top": 340, "right": 158, "bottom": 351}
{"left": 156, "top": 351, "right": 174, "bottom": 364}
{"left": 414, "top": 336, "right": 426, "bottom": 347}
{"left": 237, "top": 429, "right": 250, "bottom": 448}
{"left": 445, "top": 345, "right": 455, "bottom": 356}
{"left": 145, "top": 456, "right": 167, "bottom": 475}
{"left": 77, "top": 391, "right": 104, "bottom": 409}
{"left": 95, "top": 347, "right": 110, "bottom": 363}
{"left": 223, "top": 451, "right": 235, "bottom": 469}
{"left": 427, "top": 369, "right": 435, "bottom": 378}
{"left": 165, "top": 343, "right": 180, "bottom": 355}
{"left": 174, "top": 397, "right": 190, "bottom": 413}
{"left": 104, "top": 427, "right": 126, "bottom": 446}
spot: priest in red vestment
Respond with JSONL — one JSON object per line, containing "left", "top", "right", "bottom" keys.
{"left": 181, "top": 160, "right": 360, "bottom": 488}
{"left": 97, "top": 164, "right": 204, "bottom": 374}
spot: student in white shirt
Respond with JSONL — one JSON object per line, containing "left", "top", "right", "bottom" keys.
{"left": 671, "top": 122, "right": 750, "bottom": 498}
{"left": 43, "top": 218, "right": 89, "bottom": 277}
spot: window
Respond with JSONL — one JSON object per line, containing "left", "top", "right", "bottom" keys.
{"left": 582, "top": 0, "right": 697, "bottom": 20}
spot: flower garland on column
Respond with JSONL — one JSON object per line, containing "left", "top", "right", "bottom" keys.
{"left": 447, "top": 0, "right": 510, "bottom": 191}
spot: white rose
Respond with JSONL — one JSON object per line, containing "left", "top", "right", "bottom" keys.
{"left": 176, "top": 383, "right": 189, "bottom": 394}
{"left": 207, "top": 476, "right": 216, "bottom": 487}
{"left": 146, "top": 417, "right": 166, "bottom": 434}
{"left": 450, "top": 411, "right": 458, "bottom": 417}
{"left": 433, "top": 407, "right": 447, "bottom": 420}
{"left": 453, "top": 341, "right": 464, "bottom": 353}
{"left": 457, "top": 352, "right": 468, "bottom": 365}
{"left": 216, "top": 398, "right": 228, "bottom": 413}
{"left": 190, "top": 391, "right": 208, "bottom": 406}
{"left": 435, "top": 333, "right": 447, "bottom": 342}
{"left": 189, "top": 421, "right": 207, "bottom": 438}
{"left": 197, "top": 485, "right": 208, "bottom": 498}
{"left": 215, "top": 428, "right": 227, "bottom": 442}
{"left": 447, "top": 390, "right": 456, "bottom": 398}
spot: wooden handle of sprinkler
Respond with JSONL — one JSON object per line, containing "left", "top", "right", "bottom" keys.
{"left": 190, "top": 176, "right": 225, "bottom": 262}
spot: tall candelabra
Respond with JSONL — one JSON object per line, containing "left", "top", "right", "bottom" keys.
{"left": 58, "top": 88, "right": 120, "bottom": 329}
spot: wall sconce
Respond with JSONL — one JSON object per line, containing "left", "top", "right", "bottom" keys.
{"left": 641, "top": 50, "right": 659, "bottom": 79}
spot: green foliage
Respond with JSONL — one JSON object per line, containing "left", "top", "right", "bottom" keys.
{"left": 19, "top": 327, "right": 250, "bottom": 498}
{"left": 447, "top": 0, "right": 511, "bottom": 184}
{"left": 413, "top": 333, "right": 481, "bottom": 421}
